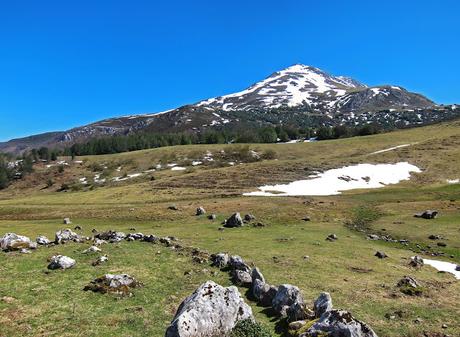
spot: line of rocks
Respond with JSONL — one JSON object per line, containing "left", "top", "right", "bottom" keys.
{"left": 2, "top": 228, "right": 379, "bottom": 336}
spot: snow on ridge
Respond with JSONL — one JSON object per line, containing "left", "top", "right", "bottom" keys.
{"left": 370, "top": 144, "right": 412, "bottom": 155}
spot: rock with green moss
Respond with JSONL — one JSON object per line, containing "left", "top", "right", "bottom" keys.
{"left": 299, "top": 309, "right": 378, "bottom": 337}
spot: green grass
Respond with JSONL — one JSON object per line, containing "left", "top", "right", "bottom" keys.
{"left": 1, "top": 121, "right": 460, "bottom": 336}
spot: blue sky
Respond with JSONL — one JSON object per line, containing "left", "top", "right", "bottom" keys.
{"left": 0, "top": 0, "right": 459, "bottom": 141}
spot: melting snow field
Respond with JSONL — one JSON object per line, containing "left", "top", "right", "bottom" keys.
{"left": 244, "top": 162, "right": 421, "bottom": 196}
{"left": 423, "top": 259, "right": 460, "bottom": 280}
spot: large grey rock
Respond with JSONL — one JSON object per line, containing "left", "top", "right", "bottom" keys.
{"left": 84, "top": 273, "right": 141, "bottom": 295}
{"left": 314, "top": 292, "right": 333, "bottom": 318}
{"left": 232, "top": 269, "right": 252, "bottom": 287}
{"left": 165, "top": 281, "right": 253, "bottom": 337}
{"left": 0, "top": 233, "right": 35, "bottom": 251}
{"left": 36, "top": 235, "right": 51, "bottom": 245}
{"left": 63, "top": 217, "right": 72, "bottom": 225}
{"left": 252, "top": 279, "right": 278, "bottom": 307}
{"left": 272, "top": 284, "right": 304, "bottom": 317}
{"left": 300, "top": 309, "right": 378, "bottom": 337}
{"left": 251, "top": 267, "right": 265, "bottom": 284}
{"left": 55, "top": 228, "right": 81, "bottom": 244}
{"left": 48, "top": 255, "right": 76, "bottom": 270}
{"left": 224, "top": 213, "right": 244, "bottom": 228}
{"left": 211, "top": 253, "right": 229, "bottom": 269}
{"left": 228, "top": 255, "right": 250, "bottom": 272}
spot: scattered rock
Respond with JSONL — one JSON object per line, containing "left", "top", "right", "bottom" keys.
{"left": 196, "top": 206, "right": 206, "bottom": 216}
{"left": 437, "top": 242, "right": 447, "bottom": 247}
{"left": 244, "top": 214, "right": 256, "bottom": 222}
{"left": 224, "top": 213, "right": 244, "bottom": 228}
{"left": 0, "top": 233, "right": 36, "bottom": 251}
{"left": 93, "top": 238, "right": 107, "bottom": 246}
{"left": 252, "top": 279, "right": 278, "bottom": 307}
{"left": 36, "top": 235, "right": 51, "bottom": 245}
{"left": 397, "top": 276, "right": 423, "bottom": 296}
{"left": 126, "top": 233, "right": 145, "bottom": 241}
{"left": 409, "top": 255, "right": 424, "bottom": 268}
{"left": 300, "top": 309, "right": 378, "bottom": 337}
{"left": 228, "top": 255, "right": 251, "bottom": 272}
{"left": 168, "top": 204, "right": 179, "bottom": 211}
{"left": 326, "top": 234, "right": 338, "bottom": 242}
{"left": 48, "top": 255, "right": 76, "bottom": 270}
{"left": 414, "top": 210, "right": 438, "bottom": 219}
{"left": 367, "top": 234, "right": 380, "bottom": 240}
{"left": 74, "top": 225, "right": 82, "bottom": 230}
{"left": 272, "top": 284, "right": 305, "bottom": 318}
{"left": 375, "top": 251, "right": 387, "bottom": 259}
{"left": 251, "top": 267, "right": 265, "bottom": 284}
{"left": 84, "top": 274, "right": 141, "bottom": 295}
{"left": 314, "top": 292, "right": 333, "bottom": 318}
{"left": 165, "top": 281, "right": 253, "bottom": 337}
{"left": 92, "top": 255, "right": 108, "bottom": 266}
{"left": 428, "top": 234, "right": 441, "bottom": 240}
{"left": 232, "top": 269, "right": 252, "bottom": 287}
{"left": 55, "top": 228, "right": 81, "bottom": 244}
{"left": 83, "top": 245, "right": 102, "bottom": 253}
{"left": 95, "top": 231, "right": 126, "bottom": 243}
{"left": 63, "top": 218, "right": 72, "bottom": 225}
{"left": 211, "top": 253, "right": 229, "bottom": 269}
{"left": 302, "top": 216, "right": 311, "bottom": 222}
{"left": 208, "top": 214, "right": 216, "bottom": 220}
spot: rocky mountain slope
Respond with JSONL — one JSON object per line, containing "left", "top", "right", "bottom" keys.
{"left": 1, "top": 64, "right": 458, "bottom": 154}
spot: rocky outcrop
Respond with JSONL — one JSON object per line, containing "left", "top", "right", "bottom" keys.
{"left": 165, "top": 281, "right": 253, "bottom": 337}
{"left": 300, "top": 309, "right": 378, "bottom": 337}
{"left": 409, "top": 255, "right": 424, "bottom": 268}
{"left": 48, "top": 255, "right": 76, "bottom": 270}
{"left": 0, "top": 233, "right": 36, "bottom": 251}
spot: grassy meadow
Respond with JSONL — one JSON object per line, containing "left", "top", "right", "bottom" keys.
{"left": 1, "top": 120, "right": 459, "bottom": 337}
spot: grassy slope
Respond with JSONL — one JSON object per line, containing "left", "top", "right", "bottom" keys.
{"left": 1, "top": 121, "right": 459, "bottom": 337}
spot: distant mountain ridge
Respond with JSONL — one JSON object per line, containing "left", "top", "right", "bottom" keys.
{"left": 1, "top": 64, "right": 458, "bottom": 154}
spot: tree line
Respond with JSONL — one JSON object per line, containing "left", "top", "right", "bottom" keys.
{"left": 0, "top": 123, "right": 381, "bottom": 189}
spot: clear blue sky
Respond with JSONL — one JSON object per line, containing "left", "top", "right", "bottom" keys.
{"left": 1, "top": 0, "right": 459, "bottom": 141}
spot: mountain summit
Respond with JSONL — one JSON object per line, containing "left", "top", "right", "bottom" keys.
{"left": 1, "top": 64, "right": 455, "bottom": 154}
{"left": 196, "top": 64, "right": 433, "bottom": 114}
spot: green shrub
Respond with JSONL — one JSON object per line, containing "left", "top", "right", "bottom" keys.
{"left": 230, "top": 319, "right": 273, "bottom": 337}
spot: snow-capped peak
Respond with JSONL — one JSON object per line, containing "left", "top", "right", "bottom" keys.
{"left": 196, "top": 64, "right": 366, "bottom": 111}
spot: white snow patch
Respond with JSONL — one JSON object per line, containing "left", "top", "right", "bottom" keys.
{"left": 171, "top": 166, "right": 186, "bottom": 171}
{"left": 447, "top": 179, "right": 459, "bottom": 184}
{"left": 370, "top": 144, "right": 411, "bottom": 155}
{"left": 244, "top": 162, "right": 421, "bottom": 196}
{"left": 423, "top": 259, "right": 460, "bottom": 279}
{"left": 192, "top": 161, "right": 203, "bottom": 166}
